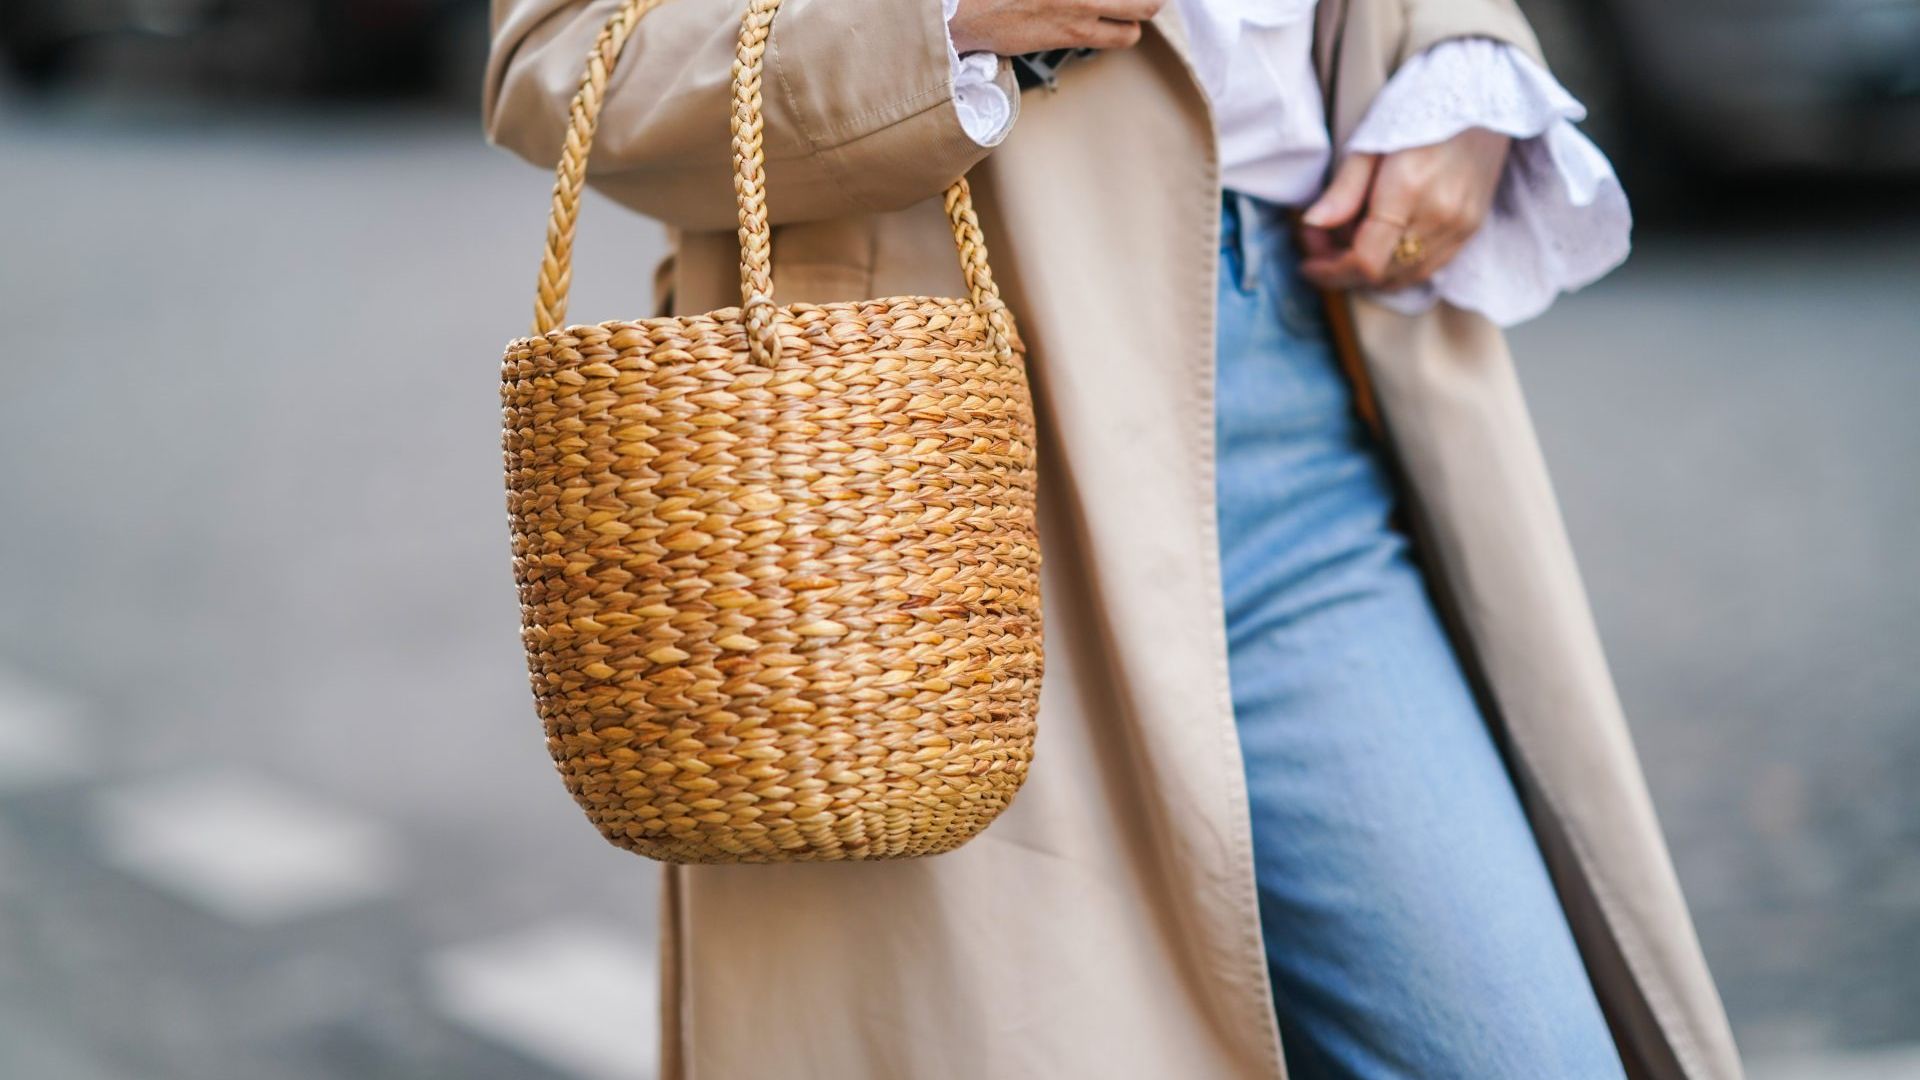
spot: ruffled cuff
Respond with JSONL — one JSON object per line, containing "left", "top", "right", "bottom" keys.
{"left": 1346, "top": 37, "right": 1632, "bottom": 327}
{"left": 941, "top": 0, "right": 1014, "bottom": 146}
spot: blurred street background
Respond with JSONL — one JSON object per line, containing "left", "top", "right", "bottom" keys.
{"left": 1, "top": 1, "right": 1917, "bottom": 1078}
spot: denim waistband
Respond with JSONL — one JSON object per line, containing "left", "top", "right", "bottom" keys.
{"left": 1220, "top": 189, "right": 1330, "bottom": 340}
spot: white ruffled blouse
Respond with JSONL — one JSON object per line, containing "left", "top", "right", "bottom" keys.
{"left": 939, "top": 0, "right": 1631, "bottom": 326}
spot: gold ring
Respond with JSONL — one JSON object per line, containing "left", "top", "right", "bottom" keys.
{"left": 1392, "top": 232, "right": 1425, "bottom": 266}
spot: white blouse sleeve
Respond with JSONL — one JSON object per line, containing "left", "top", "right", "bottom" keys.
{"left": 1345, "top": 37, "right": 1632, "bottom": 327}
{"left": 942, "top": 0, "right": 1015, "bottom": 146}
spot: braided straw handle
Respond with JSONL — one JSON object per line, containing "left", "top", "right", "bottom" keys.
{"left": 532, "top": 0, "right": 1018, "bottom": 367}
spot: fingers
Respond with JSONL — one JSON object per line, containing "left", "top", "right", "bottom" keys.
{"left": 1295, "top": 222, "right": 1346, "bottom": 262}
{"left": 1296, "top": 154, "right": 1380, "bottom": 290}
{"left": 1075, "top": 17, "right": 1143, "bottom": 49}
{"left": 1092, "top": 0, "right": 1165, "bottom": 19}
{"left": 952, "top": 0, "right": 1163, "bottom": 54}
{"left": 1300, "top": 153, "right": 1378, "bottom": 230}
{"left": 1298, "top": 217, "right": 1401, "bottom": 290}
{"left": 1299, "top": 151, "right": 1410, "bottom": 290}
{"left": 1356, "top": 153, "right": 1423, "bottom": 286}
{"left": 1351, "top": 214, "right": 1406, "bottom": 286}
{"left": 1299, "top": 137, "right": 1503, "bottom": 290}
{"left": 1073, "top": 0, "right": 1161, "bottom": 49}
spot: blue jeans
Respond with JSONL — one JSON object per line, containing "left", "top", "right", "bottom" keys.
{"left": 1214, "top": 192, "right": 1626, "bottom": 1080}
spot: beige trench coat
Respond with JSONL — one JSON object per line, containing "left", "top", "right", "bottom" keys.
{"left": 486, "top": 1, "right": 1743, "bottom": 1076}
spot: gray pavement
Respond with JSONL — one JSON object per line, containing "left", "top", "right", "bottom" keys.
{"left": 1508, "top": 218, "right": 1920, "bottom": 1059}
{"left": 1, "top": 100, "right": 1916, "bottom": 1078}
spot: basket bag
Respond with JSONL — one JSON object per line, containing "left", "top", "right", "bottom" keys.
{"left": 502, "top": 0, "right": 1043, "bottom": 863}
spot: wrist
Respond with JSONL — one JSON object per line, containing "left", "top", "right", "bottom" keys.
{"left": 948, "top": 19, "right": 988, "bottom": 54}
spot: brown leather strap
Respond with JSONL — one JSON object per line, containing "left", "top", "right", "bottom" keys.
{"left": 1318, "top": 288, "right": 1382, "bottom": 438}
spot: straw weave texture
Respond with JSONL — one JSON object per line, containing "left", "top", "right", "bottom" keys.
{"left": 502, "top": 0, "right": 1041, "bottom": 862}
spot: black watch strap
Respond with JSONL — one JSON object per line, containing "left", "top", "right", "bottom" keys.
{"left": 1011, "top": 48, "right": 1097, "bottom": 91}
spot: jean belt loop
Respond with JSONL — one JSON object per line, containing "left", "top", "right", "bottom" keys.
{"left": 1233, "top": 190, "right": 1264, "bottom": 293}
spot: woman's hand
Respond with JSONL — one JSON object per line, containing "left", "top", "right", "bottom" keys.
{"left": 1297, "top": 127, "right": 1512, "bottom": 290}
{"left": 949, "top": 0, "right": 1165, "bottom": 55}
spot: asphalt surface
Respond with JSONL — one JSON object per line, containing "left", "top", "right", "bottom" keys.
{"left": 1, "top": 101, "right": 1916, "bottom": 1079}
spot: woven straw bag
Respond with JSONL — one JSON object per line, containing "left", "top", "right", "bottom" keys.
{"left": 502, "top": 0, "right": 1043, "bottom": 863}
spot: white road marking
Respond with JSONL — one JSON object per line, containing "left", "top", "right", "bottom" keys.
{"left": 0, "top": 667, "right": 88, "bottom": 792}
{"left": 89, "top": 771, "right": 401, "bottom": 925}
{"left": 426, "top": 921, "right": 657, "bottom": 1080}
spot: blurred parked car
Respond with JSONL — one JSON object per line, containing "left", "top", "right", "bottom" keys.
{"left": 0, "top": 0, "right": 487, "bottom": 99}
{"left": 1522, "top": 0, "right": 1920, "bottom": 185}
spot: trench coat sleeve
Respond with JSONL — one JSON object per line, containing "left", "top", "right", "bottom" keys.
{"left": 1402, "top": 0, "right": 1541, "bottom": 61}
{"left": 484, "top": 0, "right": 1017, "bottom": 231}
{"left": 1317, "top": 0, "right": 1545, "bottom": 146}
